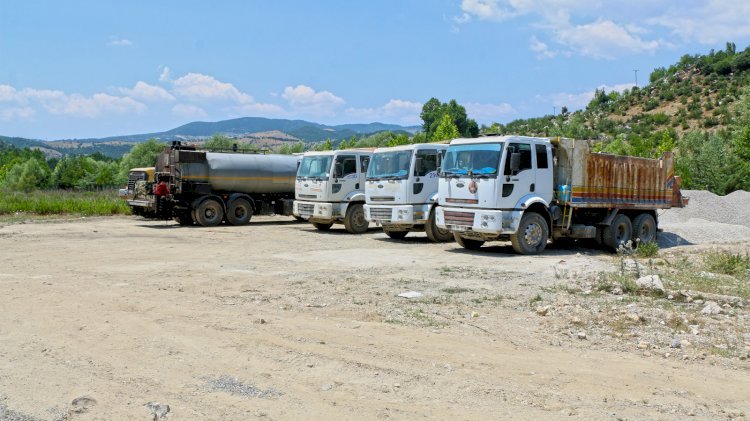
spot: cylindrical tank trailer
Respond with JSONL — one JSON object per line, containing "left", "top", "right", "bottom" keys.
{"left": 153, "top": 142, "right": 299, "bottom": 226}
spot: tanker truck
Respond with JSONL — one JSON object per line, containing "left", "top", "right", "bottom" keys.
{"left": 363, "top": 143, "right": 453, "bottom": 242}
{"left": 435, "top": 135, "right": 687, "bottom": 254}
{"left": 128, "top": 141, "right": 299, "bottom": 226}
{"left": 293, "top": 149, "right": 374, "bottom": 233}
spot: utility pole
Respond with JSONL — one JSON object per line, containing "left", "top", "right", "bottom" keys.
{"left": 633, "top": 69, "right": 639, "bottom": 88}
{"left": 553, "top": 106, "right": 556, "bottom": 116}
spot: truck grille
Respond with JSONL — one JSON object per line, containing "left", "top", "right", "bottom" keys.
{"left": 127, "top": 173, "right": 146, "bottom": 191}
{"left": 444, "top": 211, "right": 475, "bottom": 227}
{"left": 297, "top": 203, "right": 315, "bottom": 217}
{"left": 298, "top": 194, "right": 317, "bottom": 199}
{"left": 370, "top": 196, "right": 395, "bottom": 202}
{"left": 369, "top": 207, "right": 392, "bottom": 221}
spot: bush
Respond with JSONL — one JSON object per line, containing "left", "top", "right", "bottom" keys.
{"left": 705, "top": 251, "right": 750, "bottom": 278}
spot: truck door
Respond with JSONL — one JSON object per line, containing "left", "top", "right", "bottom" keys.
{"left": 500, "top": 142, "right": 534, "bottom": 209}
{"left": 331, "top": 154, "right": 359, "bottom": 202}
{"left": 412, "top": 149, "right": 439, "bottom": 204}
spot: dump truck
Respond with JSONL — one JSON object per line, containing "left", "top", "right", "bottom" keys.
{"left": 119, "top": 167, "right": 157, "bottom": 217}
{"left": 126, "top": 141, "right": 299, "bottom": 226}
{"left": 293, "top": 149, "right": 374, "bottom": 233}
{"left": 436, "top": 135, "right": 687, "bottom": 254}
{"left": 363, "top": 143, "right": 452, "bottom": 242}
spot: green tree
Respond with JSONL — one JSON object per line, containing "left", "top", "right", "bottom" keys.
{"left": 1, "top": 158, "right": 49, "bottom": 192}
{"left": 119, "top": 139, "right": 165, "bottom": 180}
{"left": 205, "top": 133, "right": 233, "bottom": 150}
{"left": 420, "top": 98, "right": 478, "bottom": 140}
{"left": 432, "top": 114, "right": 460, "bottom": 142}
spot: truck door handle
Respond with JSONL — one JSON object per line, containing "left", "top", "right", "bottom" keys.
{"left": 355, "top": 183, "right": 359, "bottom": 189}
{"left": 530, "top": 183, "right": 535, "bottom": 192}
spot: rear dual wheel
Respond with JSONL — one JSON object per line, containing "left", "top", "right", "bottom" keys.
{"left": 194, "top": 198, "right": 224, "bottom": 227}
{"left": 226, "top": 198, "right": 253, "bottom": 226}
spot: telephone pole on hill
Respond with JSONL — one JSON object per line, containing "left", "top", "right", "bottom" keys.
{"left": 633, "top": 69, "right": 639, "bottom": 88}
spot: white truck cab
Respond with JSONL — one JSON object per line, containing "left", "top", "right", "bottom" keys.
{"left": 363, "top": 143, "right": 453, "bottom": 242}
{"left": 436, "top": 135, "right": 554, "bottom": 253}
{"left": 293, "top": 149, "right": 374, "bottom": 233}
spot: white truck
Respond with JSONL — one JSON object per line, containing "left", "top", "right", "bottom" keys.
{"left": 293, "top": 149, "right": 374, "bottom": 233}
{"left": 363, "top": 143, "right": 453, "bottom": 242}
{"left": 436, "top": 135, "right": 687, "bottom": 254}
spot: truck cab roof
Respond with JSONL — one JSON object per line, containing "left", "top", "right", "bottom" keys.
{"left": 449, "top": 135, "right": 553, "bottom": 146}
{"left": 372, "top": 143, "right": 448, "bottom": 154}
{"left": 303, "top": 149, "right": 375, "bottom": 157}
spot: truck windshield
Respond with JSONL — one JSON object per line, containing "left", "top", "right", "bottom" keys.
{"left": 297, "top": 155, "right": 332, "bottom": 180}
{"left": 442, "top": 143, "right": 503, "bottom": 176}
{"left": 367, "top": 150, "right": 413, "bottom": 180}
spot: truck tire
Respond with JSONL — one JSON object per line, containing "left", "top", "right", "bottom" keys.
{"left": 312, "top": 222, "right": 333, "bottom": 231}
{"left": 194, "top": 198, "right": 224, "bottom": 227}
{"left": 343, "top": 203, "right": 369, "bottom": 234}
{"left": 510, "top": 212, "right": 549, "bottom": 255}
{"left": 425, "top": 208, "right": 453, "bottom": 242}
{"left": 384, "top": 228, "right": 408, "bottom": 240}
{"left": 632, "top": 213, "right": 656, "bottom": 245}
{"left": 226, "top": 198, "right": 253, "bottom": 226}
{"left": 602, "top": 214, "right": 632, "bottom": 250}
{"left": 454, "top": 233, "right": 484, "bottom": 250}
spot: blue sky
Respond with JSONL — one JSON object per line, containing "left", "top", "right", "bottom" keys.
{"left": 1, "top": 0, "right": 749, "bottom": 140}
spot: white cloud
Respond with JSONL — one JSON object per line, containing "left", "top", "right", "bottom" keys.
{"left": 0, "top": 85, "right": 145, "bottom": 119}
{"left": 172, "top": 73, "right": 253, "bottom": 103}
{"left": 1, "top": 106, "right": 35, "bottom": 121}
{"left": 554, "top": 20, "right": 660, "bottom": 59}
{"left": 119, "top": 81, "right": 175, "bottom": 102}
{"left": 464, "top": 102, "right": 515, "bottom": 123}
{"left": 459, "top": 0, "right": 516, "bottom": 21}
{"left": 282, "top": 85, "right": 344, "bottom": 117}
{"left": 172, "top": 104, "right": 208, "bottom": 119}
{"left": 649, "top": 1, "right": 750, "bottom": 44}
{"left": 345, "top": 99, "right": 423, "bottom": 124}
{"left": 159, "top": 67, "right": 172, "bottom": 82}
{"left": 456, "top": 1, "right": 670, "bottom": 59}
{"left": 45, "top": 93, "right": 146, "bottom": 118}
{"left": 542, "top": 82, "right": 635, "bottom": 110}
{"left": 108, "top": 37, "right": 133, "bottom": 47}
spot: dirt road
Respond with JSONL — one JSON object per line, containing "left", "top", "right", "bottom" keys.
{"left": 1, "top": 215, "right": 748, "bottom": 420}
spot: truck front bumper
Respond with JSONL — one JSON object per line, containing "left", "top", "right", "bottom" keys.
{"left": 364, "top": 204, "right": 429, "bottom": 227}
{"left": 436, "top": 206, "right": 520, "bottom": 235}
{"left": 294, "top": 200, "right": 342, "bottom": 223}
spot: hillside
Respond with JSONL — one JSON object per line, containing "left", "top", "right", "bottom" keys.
{"left": 492, "top": 42, "right": 750, "bottom": 142}
{"left": 0, "top": 117, "right": 420, "bottom": 158}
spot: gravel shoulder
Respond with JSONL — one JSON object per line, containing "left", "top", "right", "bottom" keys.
{"left": 0, "top": 191, "right": 749, "bottom": 420}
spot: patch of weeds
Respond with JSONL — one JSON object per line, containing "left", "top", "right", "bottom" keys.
{"left": 470, "top": 295, "right": 504, "bottom": 305}
{"left": 607, "top": 318, "right": 631, "bottom": 335}
{"left": 704, "top": 251, "right": 750, "bottom": 278}
{"left": 529, "top": 294, "right": 542, "bottom": 305}
{"left": 666, "top": 313, "right": 689, "bottom": 332}
{"left": 636, "top": 241, "right": 659, "bottom": 258}
{"left": 541, "top": 283, "right": 580, "bottom": 294}
{"left": 708, "top": 345, "right": 732, "bottom": 358}
{"left": 620, "top": 276, "right": 639, "bottom": 294}
{"left": 442, "top": 287, "right": 471, "bottom": 294}
{"left": 553, "top": 265, "right": 569, "bottom": 279}
{"left": 384, "top": 318, "right": 404, "bottom": 325}
{"left": 439, "top": 266, "right": 454, "bottom": 274}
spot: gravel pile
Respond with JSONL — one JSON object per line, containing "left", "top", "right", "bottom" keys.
{"left": 658, "top": 189, "right": 750, "bottom": 246}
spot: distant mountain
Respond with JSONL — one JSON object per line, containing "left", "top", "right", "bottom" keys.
{"left": 0, "top": 117, "right": 422, "bottom": 158}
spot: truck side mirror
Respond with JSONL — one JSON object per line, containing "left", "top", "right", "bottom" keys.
{"left": 510, "top": 152, "right": 521, "bottom": 174}
{"left": 334, "top": 162, "right": 344, "bottom": 178}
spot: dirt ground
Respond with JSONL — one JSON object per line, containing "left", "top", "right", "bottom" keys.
{"left": 0, "top": 215, "right": 749, "bottom": 420}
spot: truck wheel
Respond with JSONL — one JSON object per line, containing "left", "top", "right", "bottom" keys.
{"left": 312, "top": 222, "right": 333, "bottom": 231}
{"left": 226, "top": 198, "right": 253, "bottom": 226}
{"left": 602, "top": 214, "right": 632, "bottom": 250}
{"left": 454, "top": 233, "right": 484, "bottom": 250}
{"left": 632, "top": 213, "right": 656, "bottom": 245}
{"left": 510, "top": 212, "right": 549, "bottom": 255}
{"left": 425, "top": 208, "right": 453, "bottom": 242}
{"left": 384, "top": 229, "right": 408, "bottom": 240}
{"left": 343, "top": 203, "right": 369, "bottom": 234}
{"left": 194, "top": 198, "right": 224, "bottom": 227}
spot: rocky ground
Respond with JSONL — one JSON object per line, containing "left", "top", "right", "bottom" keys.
{"left": 0, "top": 190, "right": 748, "bottom": 420}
